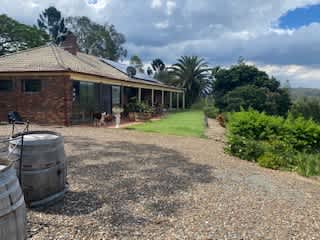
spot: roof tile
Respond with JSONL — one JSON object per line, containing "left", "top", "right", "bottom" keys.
{"left": 0, "top": 45, "right": 180, "bottom": 90}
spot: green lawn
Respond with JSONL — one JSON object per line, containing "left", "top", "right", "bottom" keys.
{"left": 126, "top": 111, "right": 206, "bottom": 138}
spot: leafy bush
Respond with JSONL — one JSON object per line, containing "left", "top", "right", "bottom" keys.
{"left": 291, "top": 97, "right": 320, "bottom": 124}
{"left": 283, "top": 115, "right": 320, "bottom": 153}
{"left": 191, "top": 98, "right": 208, "bottom": 110}
{"left": 227, "top": 109, "right": 320, "bottom": 176}
{"left": 227, "top": 110, "right": 320, "bottom": 152}
{"left": 204, "top": 105, "right": 219, "bottom": 118}
{"left": 213, "top": 63, "right": 291, "bottom": 116}
{"left": 136, "top": 102, "right": 154, "bottom": 113}
{"left": 191, "top": 97, "right": 220, "bottom": 119}
{"left": 227, "top": 110, "right": 284, "bottom": 141}
{"left": 227, "top": 135, "right": 264, "bottom": 161}
{"left": 124, "top": 99, "right": 154, "bottom": 113}
{"left": 296, "top": 153, "right": 320, "bottom": 177}
{"left": 258, "top": 140, "right": 297, "bottom": 170}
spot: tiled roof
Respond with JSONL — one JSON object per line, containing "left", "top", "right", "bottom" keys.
{"left": 0, "top": 45, "right": 180, "bottom": 90}
{"left": 0, "top": 45, "right": 128, "bottom": 80}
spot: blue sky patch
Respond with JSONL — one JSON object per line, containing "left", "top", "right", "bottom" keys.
{"left": 279, "top": 4, "right": 320, "bottom": 29}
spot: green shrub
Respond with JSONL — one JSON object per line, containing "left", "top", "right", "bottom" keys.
{"left": 227, "top": 135, "right": 264, "bottom": 161}
{"left": 227, "top": 109, "right": 284, "bottom": 141}
{"left": 191, "top": 97, "right": 220, "bottom": 119}
{"left": 191, "top": 98, "right": 207, "bottom": 110}
{"left": 213, "top": 64, "right": 291, "bottom": 116}
{"left": 227, "top": 109, "right": 320, "bottom": 176}
{"left": 283, "top": 115, "right": 320, "bottom": 153}
{"left": 258, "top": 140, "right": 297, "bottom": 170}
{"left": 227, "top": 109, "right": 320, "bottom": 152}
{"left": 191, "top": 97, "right": 215, "bottom": 110}
{"left": 204, "top": 106, "right": 219, "bottom": 119}
{"left": 296, "top": 153, "right": 320, "bottom": 177}
{"left": 258, "top": 152, "right": 282, "bottom": 170}
{"left": 291, "top": 97, "right": 320, "bottom": 124}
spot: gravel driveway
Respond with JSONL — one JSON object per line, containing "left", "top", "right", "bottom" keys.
{"left": 0, "top": 122, "right": 320, "bottom": 240}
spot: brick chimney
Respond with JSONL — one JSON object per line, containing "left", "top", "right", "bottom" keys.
{"left": 60, "top": 32, "right": 79, "bottom": 55}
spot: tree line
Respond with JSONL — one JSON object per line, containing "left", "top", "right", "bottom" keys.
{"left": 0, "top": 6, "right": 127, "bottom": 61}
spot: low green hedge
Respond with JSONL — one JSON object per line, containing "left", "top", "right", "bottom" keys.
{"left": 226, "top": 109, "right": 320, "bottom": 176}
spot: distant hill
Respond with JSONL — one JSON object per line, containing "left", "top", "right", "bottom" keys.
{"left": 290, "top": 88, "right": 320, "bottom": 101}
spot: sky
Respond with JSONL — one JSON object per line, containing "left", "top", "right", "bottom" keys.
{"left": 1, "top": 0, "right": 320, "bottom": 88}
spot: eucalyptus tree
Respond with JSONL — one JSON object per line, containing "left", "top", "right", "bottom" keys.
{"left": 37, "top": 6, "right": 68, "bottom": 44}
{"left": 0, "top": 14, "right": 49, "bottom": 55}
{"left": 66, "top": 16, "right": 127, "bottom": 61}
{"left": 130, "top": 55, "right": 144, "bottom": 73}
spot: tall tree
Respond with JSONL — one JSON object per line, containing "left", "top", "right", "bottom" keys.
{"left": 212, "top": 63, "right": 291, "bottom": 116}
{"left": 130, "top": 55, "right": 144, "bottom": 73}
{"left": 151, "top": 58, "right": 166, "bottom": 73}
{"left": 170, "top": 56, "right": 210, "bottom": 107}
{"left": 66, "top": 16, "right": 127, "bottom": 61}
{"left": 0, "top": 14, "right": 49, "bottom": 55}
{"left": 37, "top": 6, "right": 68, "bottom": 44}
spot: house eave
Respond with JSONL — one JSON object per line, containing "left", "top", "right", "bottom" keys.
{"left": 0, "top": 70, "right": 184, "bottom": 93}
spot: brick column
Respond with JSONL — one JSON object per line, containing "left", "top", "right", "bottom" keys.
{"left": 64, "top": 76, "right": 72, "bottom": 126}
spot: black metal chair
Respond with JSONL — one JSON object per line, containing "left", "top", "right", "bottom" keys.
{"left": 7, "top": 111, "right": 24, "bottom": 124}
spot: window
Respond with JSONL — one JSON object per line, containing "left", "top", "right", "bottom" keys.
{"left": 112, "top": 86, "right": 121, "bottom": 106}
{"left": 0, "top": 80, "right": 13, "bottom": 92}
{"left": 79, "top": 82, "right": 95, "bottom": 106}
{"left": 23, "top": 80, "right": 42, "bottom": 93}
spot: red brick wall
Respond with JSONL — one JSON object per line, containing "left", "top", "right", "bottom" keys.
{"left": 0, "top": 75, "right": 72, "bottom": 125}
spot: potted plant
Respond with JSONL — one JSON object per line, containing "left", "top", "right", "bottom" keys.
{"left": 125, "top": 101, "right": 138, "bottom": 121}
{"left": 135, "top": 102, "right": 154, "bottom": 121}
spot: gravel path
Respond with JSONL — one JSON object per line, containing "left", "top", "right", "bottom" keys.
{"left": 0, "top": 122, "right": 320, "bottom": 240}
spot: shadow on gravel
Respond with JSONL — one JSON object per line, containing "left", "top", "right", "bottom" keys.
{"left": 33, "top": 191, "right": 103, "bottom": 216}
{"left": 35, "top": 136, "right": 217, "bottom": 234}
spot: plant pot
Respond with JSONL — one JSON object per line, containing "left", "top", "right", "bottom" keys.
{"left": 134, "top": 112, "right": 152, "bottom": 121}
{"left": 128, "top": 112, "right": 136, "bottom": 121}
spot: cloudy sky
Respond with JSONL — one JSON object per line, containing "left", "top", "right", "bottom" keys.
{"left": 1, "top": 0, "right": 320, "bottom": 88}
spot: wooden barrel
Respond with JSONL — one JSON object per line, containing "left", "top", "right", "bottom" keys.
{"left": 0, "top": 158, "right": 26, "bottom": 240}
{"left": 9, "top": 131, "right": 67, "bottom": 207}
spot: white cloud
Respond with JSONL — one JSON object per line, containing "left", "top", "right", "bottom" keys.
{"left": 257, "top": 63, "right": 320, "bottom": 88}
{"left": 151, "top": 0, "right": 162, "bottom": 8}
{"left": 87, "top": 0, "right": 110, "bottom": 9}
{"left": 166, "top": 0, "right": 176, "bottom": 15}
{"left": 154, "top": 20, "right": 169, "bottom": 29}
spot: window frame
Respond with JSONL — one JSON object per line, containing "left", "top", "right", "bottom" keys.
{"left": 0, "top": 80, "right": 13, "bottom": 92}
{"left": 112, "top": 85, "right": 121, "bottom": 107}
{"left": 22, "top": 79, "right": 42, "bottom": 93}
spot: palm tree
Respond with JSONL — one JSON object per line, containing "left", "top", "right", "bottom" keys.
{"left": 151, "top": 58, "right": 166, "bottom": 73}
{"left": 170, "top": 56, "right": 210, "bottom": 107}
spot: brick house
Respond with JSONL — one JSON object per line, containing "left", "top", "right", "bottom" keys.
{"left": 0, "top": 35, "right": 184, "bottom": 125}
